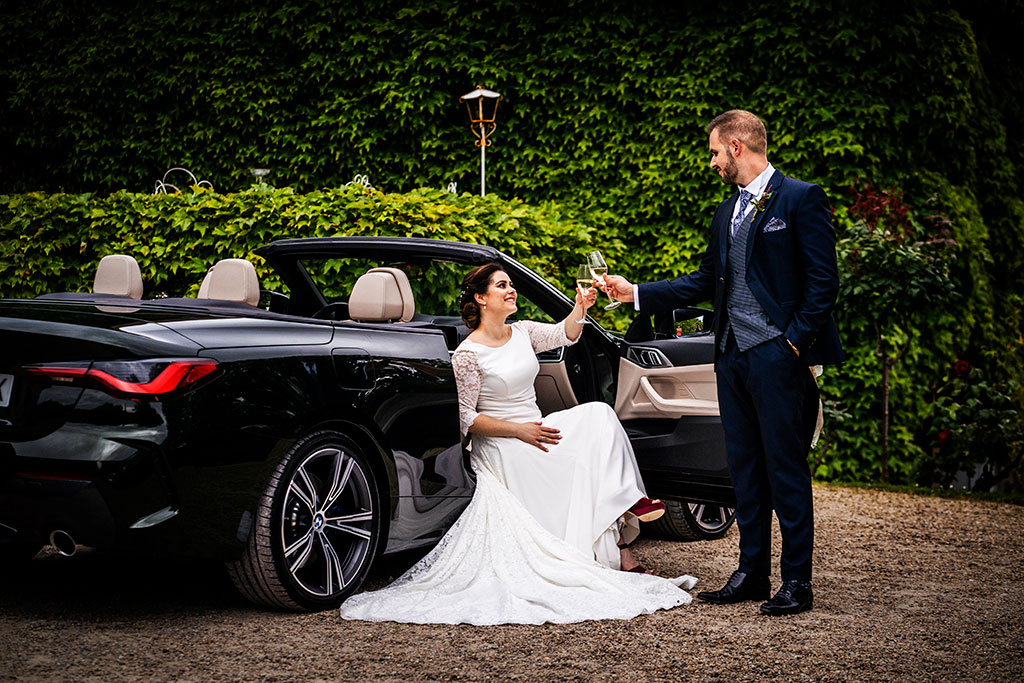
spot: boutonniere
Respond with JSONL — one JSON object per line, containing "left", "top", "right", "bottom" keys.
{"left": 752, "top": 184, "right": 774, "bottom": 215}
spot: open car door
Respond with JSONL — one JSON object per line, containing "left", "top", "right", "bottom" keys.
{"left": 614, "top": 313, "right": 736, "bottom": 541}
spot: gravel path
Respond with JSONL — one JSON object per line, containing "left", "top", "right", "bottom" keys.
{"left": 2, "top": 485, "right": 1022, "bottom": 682}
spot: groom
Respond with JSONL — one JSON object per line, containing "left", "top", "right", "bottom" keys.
{"left": 605, "top": 110, "right": 843, "bottom": 616}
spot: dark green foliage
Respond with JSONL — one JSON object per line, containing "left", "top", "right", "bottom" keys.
{"left": 0, "top": 184, "right": 597, "bottom": 303}
{"left": 823, "top": 186, "right": 958, "bottom": 482}
{"left": 929, "top": 365, "right": 1022, "bottom": 492}
{"left": 817, "top": 183, "right": 1022, "bottom": 490}
{"left": 1, "top": 0, "right": 1022, "bottom": 489}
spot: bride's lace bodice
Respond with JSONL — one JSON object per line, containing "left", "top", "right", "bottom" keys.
{"left": 451, "top": 320, "right": 576, "bottom": 437}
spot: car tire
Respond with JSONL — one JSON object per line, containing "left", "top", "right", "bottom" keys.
{"left": 227, "top": 430, "right": 385, "bottom": 611}
{"left": 650, "top": 500, "right": 736, "bottom": 541}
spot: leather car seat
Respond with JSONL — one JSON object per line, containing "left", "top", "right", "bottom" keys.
{"left": 197, "top": 258, "right": 260, "bottom": 306}
{"left": 348, "top": 267, "right": 415, "bottom": 323}
{"left": 94, "top": 254, "right": 144, "bottom": 299}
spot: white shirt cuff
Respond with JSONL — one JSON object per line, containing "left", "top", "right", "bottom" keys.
{"left": 632, "top": 284, "right": 640, "bottom": 311}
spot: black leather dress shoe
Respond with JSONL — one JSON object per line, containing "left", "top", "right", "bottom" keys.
{"left": 759, "top": 580, "right": 813, "bottom": 616}
{"left": 696, "top": 571, "right": 771, "bottom": 604}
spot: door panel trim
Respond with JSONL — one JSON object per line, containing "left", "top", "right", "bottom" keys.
{"left": 615, "top": 358, "right": 718, "bottom": 419}
{"left": 535, "top": 358, "right": 578, "bottom": 415}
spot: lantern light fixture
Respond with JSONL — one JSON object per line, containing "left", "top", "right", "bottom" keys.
{"left": 459, "top": 86, "right": 502, "bottom": 196}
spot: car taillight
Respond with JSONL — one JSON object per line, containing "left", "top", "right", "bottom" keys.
{"left": 22, "top": 359, "right": 219, "bottom": 397}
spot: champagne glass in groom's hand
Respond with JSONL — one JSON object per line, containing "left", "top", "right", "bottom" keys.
{"left": 587, "top": 251, "right": 621, "bottom": 310}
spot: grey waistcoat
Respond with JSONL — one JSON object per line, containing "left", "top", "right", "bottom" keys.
{"left": 720, "top": 208, "right": 782, "bottom": 353}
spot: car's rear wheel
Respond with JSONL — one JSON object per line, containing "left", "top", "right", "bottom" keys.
{"left": 650, "top": 500, "right": 736, "bottom": 541}
{"left": 228, "top": 430, "right": 385, "bottom": 611}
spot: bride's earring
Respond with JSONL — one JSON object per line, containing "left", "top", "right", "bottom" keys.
{"left": 482, "top": 302, "right": 487, "bottom": 310}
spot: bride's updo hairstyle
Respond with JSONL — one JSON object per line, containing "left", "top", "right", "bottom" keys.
{"left": 459, "top": 262, "right": 505, "bottom": 329}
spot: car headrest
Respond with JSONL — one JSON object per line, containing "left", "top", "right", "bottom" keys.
{"left": 197, "top": 258, "right": 260, "bottom": 306}
{"left": 348, "top": 267, "right": 415, "bottom": 323}
{"left": 94, "top": 254, "right": 144, "bottom": 299}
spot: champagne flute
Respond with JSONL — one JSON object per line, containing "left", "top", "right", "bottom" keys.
{"left": 587, "top": 250, "right": 621, "bottom": 310}
{"left": 575, "top": 264, "right": 593, "bottom": 323}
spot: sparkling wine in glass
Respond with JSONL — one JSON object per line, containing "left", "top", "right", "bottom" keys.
{"left": 587, "top": 250, "right": 621, "bottom": 310}
{"left": 575, "top": 264, "right": 593, "bottom": 323}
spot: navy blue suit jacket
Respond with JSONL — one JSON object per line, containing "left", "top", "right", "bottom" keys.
{"left": 638, "top": 169, "right": 844, "bottom": 366}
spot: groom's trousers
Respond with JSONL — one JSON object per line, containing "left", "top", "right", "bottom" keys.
{"left": 716, "top": 332, "right": 817, "bottom": 582}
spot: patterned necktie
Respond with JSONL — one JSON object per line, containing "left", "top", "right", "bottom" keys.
{"left": 731, "top": 190, "right": 753, "bottom": 238}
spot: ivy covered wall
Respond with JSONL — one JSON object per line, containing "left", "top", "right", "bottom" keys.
{"left": 1, "top": 0, "right": 1021, "bottom": 488}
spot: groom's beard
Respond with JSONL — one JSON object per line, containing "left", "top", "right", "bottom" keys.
{"left": 718, "top": 149, "right": 740, "bottom": 185}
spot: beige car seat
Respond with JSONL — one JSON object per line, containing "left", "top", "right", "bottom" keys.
{"left": 94, "top": 255, "right": 144, "bottom": 299}
{"left": 197, "top": 258, "right": 260, "bottom": 306}
{"left": 348, "top": 267, "right": 415, "bottom": 322}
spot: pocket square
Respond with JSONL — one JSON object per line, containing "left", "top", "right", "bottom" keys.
{"left": 764, "top": 217, "right": 787, "bottom": 233}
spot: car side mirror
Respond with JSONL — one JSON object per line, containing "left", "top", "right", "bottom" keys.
{"left": 673, "top": 306, "right": 712, "bottom": 331}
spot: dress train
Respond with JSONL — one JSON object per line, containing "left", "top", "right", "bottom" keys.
{"left": 340, "top": 464, "right": 696, "bottom": 626}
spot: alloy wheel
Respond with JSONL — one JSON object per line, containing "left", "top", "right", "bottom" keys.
{"left": 279, "top": 446, "right": 375, "bottom": 599}
{"left": 687, "top": 502, "right": 735, "bottom": 535}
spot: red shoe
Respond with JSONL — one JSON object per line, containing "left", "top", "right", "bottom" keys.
{"left": 627, "top": 497, "right": 666, "bottom": 523}
{"left": 618, "top": 542, "right": 653, "bottom": 574}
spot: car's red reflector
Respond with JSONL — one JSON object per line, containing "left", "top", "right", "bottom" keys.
{"left": 86, "top": 360, "right": 218, "bottom": 395}
{"left": 23, "top": 359, "right": 219, "bottom": 397}
{"left": 22, "top": 366, "right": 88, "bottom": 382}
{"left": 14, "top": 471, "right": 93, "bottom": 483}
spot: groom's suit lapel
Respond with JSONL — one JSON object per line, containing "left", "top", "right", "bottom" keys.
{"left": 745, "top": 170, "right": 786, "bottom": 265}
{"left": 716, "top": 193, "right": 738, "bottom": 272}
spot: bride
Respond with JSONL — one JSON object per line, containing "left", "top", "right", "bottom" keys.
{"left": 339, "top": 263, "right": 697, "bottom": 625}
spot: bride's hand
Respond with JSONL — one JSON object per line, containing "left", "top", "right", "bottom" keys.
{"left": 576, "top": 285, "right": 598, "bottom": 311}
{"left": 515, "top": 421, "right": 561, "bottom": 452}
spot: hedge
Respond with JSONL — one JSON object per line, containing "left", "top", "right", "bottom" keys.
{"left": 1, "top": 0, "right": 1022, "bottom": 489}
{"left": 0, "top": 184, "right": 604, "bottom": 305}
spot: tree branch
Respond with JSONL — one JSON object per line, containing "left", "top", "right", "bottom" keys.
{"left": 891, "top": 333, "right": 913, "bottom": 365}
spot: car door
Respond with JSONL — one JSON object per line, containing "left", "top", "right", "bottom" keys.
{"left": 614, "top": 336, "right": 718, "bottom": 419}
{"left": 614, "top": 330, "right": 734, "bottom": 507}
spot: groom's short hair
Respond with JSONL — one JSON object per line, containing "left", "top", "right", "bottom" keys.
{"left": 706, "top": 110, "right": 767, "bottom": 155}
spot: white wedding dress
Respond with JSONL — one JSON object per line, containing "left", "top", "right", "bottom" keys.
{"left": 339, "top": 320, "right": 696, "bottom": 625}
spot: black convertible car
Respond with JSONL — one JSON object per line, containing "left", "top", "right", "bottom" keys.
{"left": 0, "top": 237, "right": 734, "bottom": 611}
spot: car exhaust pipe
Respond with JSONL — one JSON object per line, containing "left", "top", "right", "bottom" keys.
{"left": 49, "top": 529, "right": 77, "bottom": 557}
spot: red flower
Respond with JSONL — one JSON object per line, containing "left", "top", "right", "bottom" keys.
{"left": 953, "top": 360, "right": 970, "bottom": 378}
{"left": 938, "top": 429, "right": 950, "bottom": 444}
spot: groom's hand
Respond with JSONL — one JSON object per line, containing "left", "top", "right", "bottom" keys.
{"left": 602, "top": 275, "right": 635, "bottom": 303}
{"left": 515, "top": 421, "right": 561, "bottom": 452}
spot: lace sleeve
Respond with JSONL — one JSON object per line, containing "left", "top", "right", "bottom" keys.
{"left": 451, "top": 348, "right": 482, "bottom": 438}
{"left": 516, "top": 320, "right": 578, "bottom": 354}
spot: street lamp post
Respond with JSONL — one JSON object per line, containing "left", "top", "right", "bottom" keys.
{"left": 459, "top": 86, "right": 502, "bottom": 196}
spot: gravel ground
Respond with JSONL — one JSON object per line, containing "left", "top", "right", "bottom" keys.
{"left": 1, "top": 484, "right": 1022, "bottom": 682}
